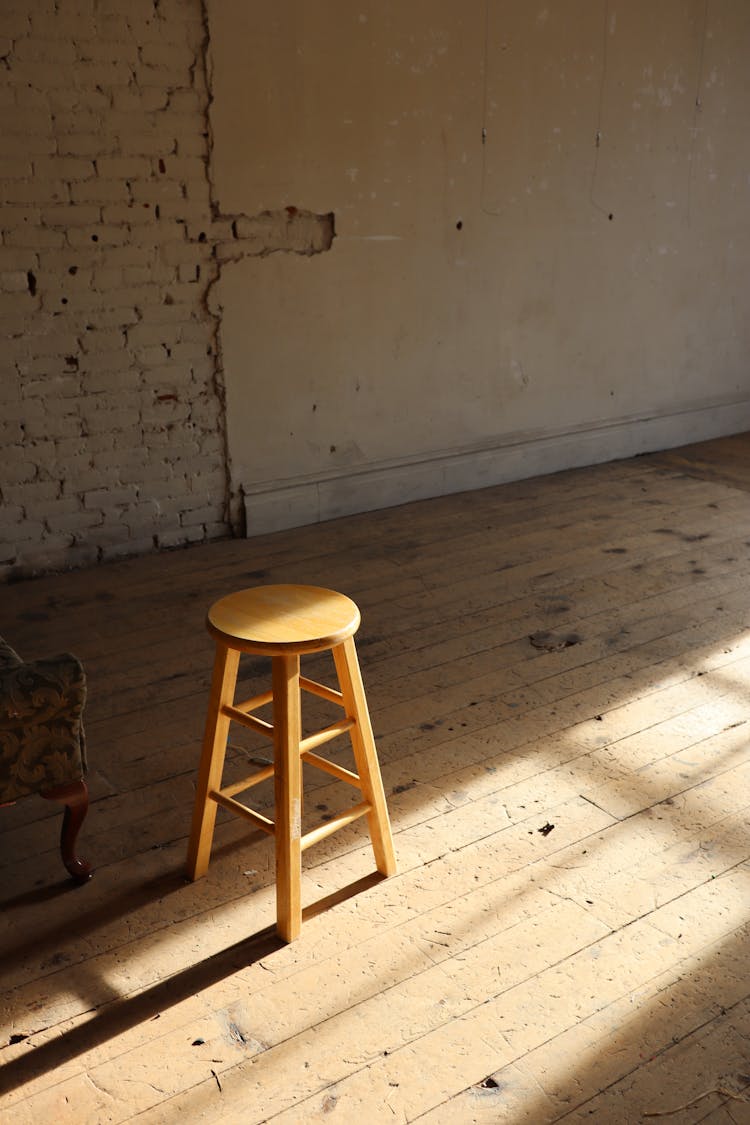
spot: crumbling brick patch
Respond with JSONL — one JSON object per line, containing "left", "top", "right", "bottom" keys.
{"left": 217, "top": 208, "right": 336, "bottom": 263}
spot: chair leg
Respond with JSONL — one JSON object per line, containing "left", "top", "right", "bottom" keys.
{"left": 41, "top": 777, "right": 92, "bottom": 884}
{"left": 272, "top": 653, "right": 302, "bottom": 943}
{"left": 333, "top": 637, "right": 397, "bottom": 877}
{"left": 187, "top": 642, "right": 241, "bottom": 880}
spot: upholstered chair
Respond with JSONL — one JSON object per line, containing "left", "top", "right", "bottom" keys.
{"left": 0, "top": 636, "right": 92, "bottom": 883}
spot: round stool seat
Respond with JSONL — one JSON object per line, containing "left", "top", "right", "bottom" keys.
{"left": 207, "top": 584, "right": 361, "bottom": 655}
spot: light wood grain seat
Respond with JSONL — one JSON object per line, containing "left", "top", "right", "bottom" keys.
{"left": 186, "top": 584, "right": 396, "bottom": 942}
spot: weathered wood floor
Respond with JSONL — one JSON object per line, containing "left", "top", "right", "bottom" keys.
{"left": 2, "top": 434, "right": 750, "bottom": 1124}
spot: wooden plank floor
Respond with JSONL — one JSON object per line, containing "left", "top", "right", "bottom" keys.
{"left": 2, "top": 435, "right": 750, "bottom": 1123}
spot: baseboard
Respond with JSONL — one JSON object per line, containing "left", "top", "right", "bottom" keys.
{"left": 243, "top": 395, "right": 750, "bottom": 537}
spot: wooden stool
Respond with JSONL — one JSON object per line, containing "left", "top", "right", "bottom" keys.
{"left": 186, "top": 584, "right": 397, "bottom": 942}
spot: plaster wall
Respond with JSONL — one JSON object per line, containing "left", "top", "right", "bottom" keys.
{"left": 209, "top": 0, "right": 750, "bottom": 533}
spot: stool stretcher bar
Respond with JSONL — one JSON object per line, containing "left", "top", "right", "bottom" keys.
{"left": 219, "top": 766, "right": 275, "bottom": 796}
{"left": 299, "top": 717, "right": 355, "bottom": 754}
{"left": 300, "top": 800, "right": 372, "bottom": 851}
{"left": 299, "top": 676, "right": 344, "bottom": 705}
{"left": 300, "top": 750, "right": 362, "bottom": 787}
{"left": 222, "top": 705, "right": 274, "bottom": 738}
{"left": 210, "top": 790, "right": 275, "bottom": 835}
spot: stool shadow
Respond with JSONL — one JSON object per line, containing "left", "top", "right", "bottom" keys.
{"left": 0, "top": 872, "right": 387, "bottom": 1098}
{"left": 302, "top": 871, "right": 386, "bottom": 923}
{"left": 0, "top": 924, "right": 282, "bottom": 1097}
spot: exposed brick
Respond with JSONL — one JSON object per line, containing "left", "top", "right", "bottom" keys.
{"left": 58, "top": 134, "right": 118, "bottom": 157}
{"left": 117, "top": 134, "right": 179, "bottom": 158}
{"left": 3, "top": 107, "right": 56, "bottom": 136}
{"left": 16, "top": 331, "right": 81, "bottom": 357}
{"left": 82, "top": 369, "right": 140, "bottom": 394}
{"left": 136, "top": 304, "right": 203, "bottom": 329}
{"left": 126, "top": 321, "right": 181, "bottom": 349}
{"left": 1, "top": 271, "right": 30, "bottom": 293}
{"left": 151, "top": 199, "right": 211, "bottom": 226}
{"left": 83, "top": 486, "right": 138, "bottom": 510}
{"left": 4, "top": 226, "right": 65, "bottom": 249}
{"left": 177, "top": 263, "right": 200, "bottom": 283}
{"left": 45, "top": 508, "right": 105, "bottom": 534}
{"left": 79, "top": 328, "right": 127, "bottom": 353}
{"left": 2, "top": 461, "right": 38, "bottom": 486}
{"left": 33, "top": 157, "right": 97, "bottom": 181}
{"left": 180, "top": 504, "right": 224, "bottom": 528}
{"left": 93, "top": 448, "right": 149, "bottom": 473}
{"left": 2, "top": 134, "right": 56, "bottom": 157}
{"left": 0, "top": 247, "right": 39, "bottom": 270}
{"left": 0, "top": 204, "right": 42, "bottom": 226}
{"left": 70, "top": 180, "right": 131, "bottom": 205}
{"left": 41, "top": 204, "right": 102, "bottom": 227}
{"left": 23, "top": 412, "right": 82, "bottom": 441}
{"left": 95, "top": 156, "right": 153, "bottom": 179}
{"left": 99, "top": 536, "right": 157, "bottom": 562}
{"left": 77, "top": 40, "right": 139, "bottom": 65}
{"left": 1, "top": 292, "right": 41, "bottom": 316}
{"left": 46, "top": 89, "right": 111, "bottom": 113}
{"left": 51, "top": 0, "right": 95, "bottom": 16}
{"left": 12, "top": 37, "right": 77, "bottom": 63}
{"left": 2, "top": 181, "right": 69, "bottom": 205}
{"left": 111, "top": 87, "right": 170, "bottom": 113}
{"left": 3, "top": 479, "right": 63, "bottom": 505}
{"left": 101, "top": 202, "right": 161, "bottom": 225}
{"left": 81, "top": 408, "right": 141, "bottom": 435}
{"left": 72, "top": 60, "right": 135, "bottom": 87}
{"left": 130, "top": 179, "right": 186, "bottom": 204}
{"left": 0, "top": 159, "right": 34, "bottom": 179}
{"left": 22, "top": 375, "right": 81, "bottom": 397}
{"left": 4, "top": 61, "right": 73, "bottom": 89}
{"left": 174, "top": 134, "right": 209, "bottom": 158}
{"left": 0, "top": 505, "right": 26, "bottom": 532}
{"left": 136, "top": 63, "right": 194, "bottom": 88}
{"left": 126, "top": 221, "right": 188, "bottom": 248}
{"left": 65, "top": 225, "right": 131, "bottom": 248}
{"left": 152, "top": 243, "right": 203, "bottom": 273}
{"left": 156, "top": 526, "right": 205, "bottom": 548}
{"left": 0, "top": 0, "right": 230, "bottom": 579}
{"left": 0, "top": 13, "right": 32, "bottom": 38}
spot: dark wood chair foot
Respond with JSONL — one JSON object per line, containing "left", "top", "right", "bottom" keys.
{"left": 41, "top": 778, "right": 93, "bottom": 884}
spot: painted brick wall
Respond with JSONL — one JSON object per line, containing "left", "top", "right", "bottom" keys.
{"left": 0, "top": 0, "right": 230, "bottom": 580}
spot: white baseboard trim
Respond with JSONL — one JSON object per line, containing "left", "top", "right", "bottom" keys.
{"left": 242, "top": 396, "right": 750, "bottom": 537}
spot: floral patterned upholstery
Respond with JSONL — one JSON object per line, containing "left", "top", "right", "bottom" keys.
{"left": 0, "top": 636, "right": 87, "bottom": 803}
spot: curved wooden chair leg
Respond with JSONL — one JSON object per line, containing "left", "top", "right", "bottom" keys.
{"left": 40, "top": 778, "right": 93, "bottom": 884}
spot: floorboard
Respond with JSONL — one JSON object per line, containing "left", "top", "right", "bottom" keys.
{"left": 2, "top": 435, "right": 750, "bottom": 1122}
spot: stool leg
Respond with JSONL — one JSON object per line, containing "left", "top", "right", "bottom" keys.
{"left": 186, "top": 642, "right": 240, "bottom": 880}
{"left": 273, "top": 653, "right": 303, "bottom": 943}
{"left": 333, "top": 637, "right": 397, "bottom": 876}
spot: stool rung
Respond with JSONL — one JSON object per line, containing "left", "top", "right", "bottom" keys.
{"left": 301, "top": 749, "right": 362, "bottom": 788}
{"left": 210, "top": 789, "right": 275, "bottom": 836}
{"left": 220, "top": 764, "right": 275, "bottom": 796}
{"left": 301, "top": 800, "right": 372, "bottom": 851}
{"left": 234, "top": 688, "right": 274, "bottom": 712}
{"left": 299, "top": 717, "right": 354, "bottom": 754}
{"left": 222, "top": 705, "right": 274, "bottom": 739}
{"left": 300, "top": 676, "right": 344, "bottom": 705}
